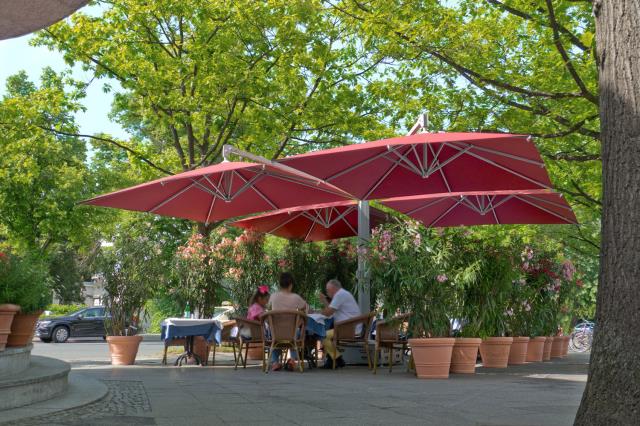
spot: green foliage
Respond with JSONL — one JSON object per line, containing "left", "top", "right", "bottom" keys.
{"left": 144, "top": 297, "right": 182, "bottom": 334}
{"left": 48, "top": 245, "right": 84, "bottom": 304}
{"left": 225, "top": 230, "right": 274, "bottom": 315}
{"left": 278, "top": 240, "right": 322, "bottom": 304}
{"left": 0, "top": 252, "right": 52, "bottom": 313}
{"left": 44, "top": 303, "right": 86, "bottom": 317}
{"left": 459, "top": 246, "right": 518, "bottom": 338}
{"left": 318, "top": 240, "right": 358, "bottom": 295}
{"left": 98, "top": 222, "right": 171, "bottom": 335}
{"left": 370, "top": 221, "right": 473, "bottom": 337}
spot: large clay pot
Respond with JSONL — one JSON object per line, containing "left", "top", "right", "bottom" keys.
{"left": 7, "top": 311, "right": 42, "bottom": 347}
{"left": 550, "top": 336, "right": 564, "bottom": 358}
{"left": 526, "top": 336, "right": 547, "bottom": 362}
{"left": 508, "top": 336, "right": 530, "bottom": 365}
{"left": 409, "top": 338, "right": 455, "bottom": 379}
{"left": 0, "top": 304, "right": 21, "bottom": 351}
{"left": 107, "top": 335, "right": 143, "bottom": 365}
{"left": 542, "top": 336, "right": 553, "bottom": 361}
{"left": 561, "top": 335, "right": 570, "bottom": 357}
{"left": 450, "top": 337, "right": 482, "bottom": 374}
{"left": 480, "top": 337, "right": 513, "bottom": 368}
{"left": 193, "top": 336, "right": 211, "bottom": 364}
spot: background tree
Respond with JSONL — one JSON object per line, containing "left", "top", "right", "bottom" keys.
{"left": 575, "top": 1, "right": 640, "bottom": 424}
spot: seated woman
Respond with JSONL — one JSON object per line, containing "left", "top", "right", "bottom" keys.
{"left": 267, "top": 272, "right": 308, "bottom": 371}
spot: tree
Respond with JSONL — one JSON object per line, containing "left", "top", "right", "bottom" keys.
{"left": 0, "top": 69, "right": 93, "bottom": 253}
{"left": 574, "top": 1, "right": 640, "bottom": 424}
{"left": 48, "top": 245, "right": 84, "bottom": 304}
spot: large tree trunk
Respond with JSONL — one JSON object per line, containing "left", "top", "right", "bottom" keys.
{"left": 574, "top": 1, "right": 640, "bottom": 425}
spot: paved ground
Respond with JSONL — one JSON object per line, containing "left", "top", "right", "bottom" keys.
{"left": 24, "top": 339, "right": 589, "bottom": 425}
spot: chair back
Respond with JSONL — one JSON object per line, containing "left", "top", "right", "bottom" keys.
{"left": 376, "top": 313, "right": 411, "bottom": 342}
{"left": 220, "top": 320, "right": 237, "bottom": 342}
{"left": 235, "top": 318, "right": 263, "bottom": 342}
{"left": 335, "top": 312, "right": 376, "bottom": 340}
{"left": 261, "top": 310, "right": 307, "bottom": 342}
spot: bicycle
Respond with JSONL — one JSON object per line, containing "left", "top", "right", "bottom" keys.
{"left": 569, "top": 321, "right": 594, "bottom": 352}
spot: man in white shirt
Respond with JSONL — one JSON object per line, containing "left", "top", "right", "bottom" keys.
{"left": 319, "top": 279, "right": 361, "bottom": 368}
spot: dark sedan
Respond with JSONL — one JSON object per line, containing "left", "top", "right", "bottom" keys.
{"left": 36, "top": 307, "right": 107, "bottom": 343}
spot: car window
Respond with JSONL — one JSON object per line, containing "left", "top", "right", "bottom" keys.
{"left": 84, "top": 308, "right": 102, "bottom": 318}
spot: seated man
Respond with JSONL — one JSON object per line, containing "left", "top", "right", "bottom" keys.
{"left": 318, "top": 279, "right": 361, "bottom": 368}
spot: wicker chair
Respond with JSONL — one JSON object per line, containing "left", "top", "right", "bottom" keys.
{"left": 211, "top": 320, "right": 238, "bottom": 366}
{"left": 329, "top": 311, "right": 376, "bottom": 370}
{"left": 261, "top": 310, "right": 307, "bottom": 373}
{"left": 234, "top": 318, "right": 266, "bottom": 370}
{"left": 372, "top": 313, "right": 412, "bottom": 374}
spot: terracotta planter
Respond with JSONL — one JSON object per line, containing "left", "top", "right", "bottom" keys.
{"left": 450, "top": 337, "right": 482, "bottom": 374}
{"left": 479, "top": 337, "right": 513, "bottom": 368}
{"left": 106, "top": 335, "right": 143, "bottom": 365}
{"left": 542, "top": 337, "right": 553, "bottom": 361}
{"left": 409, "top": 338, "right": 455, "bottom": 379}
{"left": 561, "top": 335, "right": 570, "bottom": 357}
{"left": 193, "top": 336, "right": 211, "bottom": 364}
{"left": 7, "top": 311, "right": 42, "bottom": 347}
{"left": 0, "top": 304, "right": 21, "bottom": 351}
{"left": 526, "top": 337, "right": 547, "bottom": 362}
{"left": 507, "top": 336, "right": 530, "bottom": 365}
{"left": 550, "top": 336, "right": 564, "bottom": 358}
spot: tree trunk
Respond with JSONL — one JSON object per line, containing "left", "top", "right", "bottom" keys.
{"left": 574, "top": 1, "right": 640, "bottom": 425}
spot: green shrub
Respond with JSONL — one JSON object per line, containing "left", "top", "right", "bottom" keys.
{"left": 0, "top": 252, "right": 52, "bottom": 313}
{"left": 44, "top": 303, "right": 86, "bottom": 317}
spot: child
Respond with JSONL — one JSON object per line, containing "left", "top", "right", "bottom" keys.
{"left": 247, "top": 285, "right": 270, "bottom": 321}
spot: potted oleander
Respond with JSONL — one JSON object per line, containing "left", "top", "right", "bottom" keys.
{"left": 461, "top": 248, "right": 517, "bottom": 369}
{"left": 0, "top": 251, "right": 20, "bottom": 351}
{"left": 370, "top": 223, "right": 469, "bottom": 379}
{"left": 5, "top": 254, "right": 51, "bottom": 347}
{"left": 99, "top": 232, "right": 165, "bottom": 365}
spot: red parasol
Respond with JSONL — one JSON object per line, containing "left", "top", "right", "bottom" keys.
{"left": 82, "top": 161, "right": 353, "bottom": 224}
{"left": 279, "top": 132, "right": 553, "bottom": 200}
{"left": 381, "top": 190, "right": 577, "bottom": 227}
{"left": 231, "top": 201, "right": 388, "bottom": 242}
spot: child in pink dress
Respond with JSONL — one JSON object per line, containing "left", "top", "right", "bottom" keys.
{"left": 247, "top": 285, "right": 270, "bottom": 321}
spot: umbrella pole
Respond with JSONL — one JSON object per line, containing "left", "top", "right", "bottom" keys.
{"left": 357, "top": 200, "right": 371, "bottom": 313}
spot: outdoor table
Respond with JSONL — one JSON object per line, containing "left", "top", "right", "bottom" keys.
{"left": 160, "top": 318, "right": 222, "bottom": 366}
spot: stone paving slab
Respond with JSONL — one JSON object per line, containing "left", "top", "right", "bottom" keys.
{"left": 5, "top": 352, "right": 589, "bottom": 425}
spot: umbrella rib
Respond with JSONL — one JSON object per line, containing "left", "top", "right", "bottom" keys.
{"left": 260, "top": 170, "right": 352, "bottom": 198}
{"left": 487, "top": 195, "right": 500, "bottom": 224}
{"left": 323, "top": 149, "right": 393, "bottom": 182}
{"left": 428, "top": 144, "right": 453, "bottom": 192}
{"left": 342, "top": 213, "right": 358, "bottom": 235}
{"left": 304, "top": 219, "right": 317, "bottom": 242}
{"left": 514, "top": 195, "right": 576, "bottom": 223}
{"left": 524, "top": 194, "right": 574, "bottom": 211}
{"left": 447, "top": 145, "right": 551, "bottom": 189}
{"left": 149, "top": 178, "right": 205, "bottom": 213}
{"left": 428, "top": 197, "right": 466, "bottom": 228}
{"left": 405, "top": 197, "right": 450, "bottom": 215}
{"left": 229, "top": 170, "right": 265, "bottom": 200}
{"left": 451, "top": 142, "right": 545, "bottom": 167}
{"left": 388, "top": 146, "right": 423, "bottom": 176}
{"left": 202, "top": 174, "right": 229, "bottom": 200}
{"left": 232, "top": 171, "right": 278, "bottom": 210}
{"left": 266, "top": 211, "right": 307, "bottom": 234}
{"left": 328, "top": 206, "right": 356, "bottom": 227}
{"left": 410, "top": 144, "right": 425, "bottom": 174}
{"left": 363, "top": 155, "right": 404, "bottom": 199}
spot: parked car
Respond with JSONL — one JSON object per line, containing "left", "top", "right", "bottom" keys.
{"left": 36, "top": 306, "right": 108, "bottom": 343}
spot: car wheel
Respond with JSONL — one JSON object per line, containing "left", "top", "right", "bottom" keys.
{"left": 52, "top": 326, "right": 69, "bottom": 343}
{"left": 39, "top": 338, "right": 52, "bottom": 343}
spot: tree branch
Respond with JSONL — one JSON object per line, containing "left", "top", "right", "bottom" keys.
{"left": 39, "top": 127, "right": 174, "bottom": 176}
{"left": 486, "top": 0, "right": 589, "bottom": 51}
{"left": 545, "top": 0, "right": 598, "bottom": 104}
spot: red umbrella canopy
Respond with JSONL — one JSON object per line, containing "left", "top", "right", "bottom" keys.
{"left": 280, "top": 132, "right": 553, "bottom": 201}
{"left": 83, "top": 162, "right": 353, "bottom": 223}
{"left": 381, "top": 190, "right": 577, "bottom": 228}
{"left": 231, "top": 201, "right": 388, "bottom": 242}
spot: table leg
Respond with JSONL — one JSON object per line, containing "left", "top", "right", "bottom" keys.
{"left": 175, "top": 336, "right": 203, "bottom": 366}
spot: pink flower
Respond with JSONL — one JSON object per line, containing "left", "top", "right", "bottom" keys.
{"left": 505, "top": 308, "right": 514, "bottom": 317}
{"left": 413, "top": 233, "right": 422, "bottom": 248}
{"left": 522, "top": 301, "right": 531, "bottom": 312}
{"left": 436, "top": 274, "right": 448, "bottom": 283}
{"left": 562, "top": 260, "right": 575, "bottom": 281}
